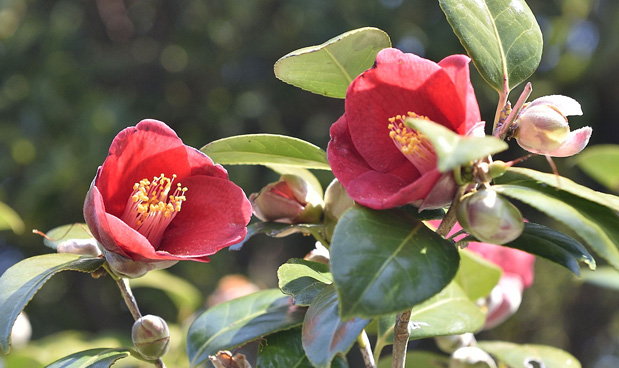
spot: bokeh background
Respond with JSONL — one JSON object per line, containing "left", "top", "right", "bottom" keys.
{"left": 1, "top": 0, "right": 618, "bottom": 367}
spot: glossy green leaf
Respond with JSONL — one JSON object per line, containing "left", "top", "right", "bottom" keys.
{"left": 376, "top": 351, "right": 449, "bottom": 368}
{"left": 41, "top": 223, "right": 94, "bottom": 250}
{"left": 45, "top": 348, "right": 131, "bottom": 368}
{"left": 130, "top": 269, "right": 202, "bottom": 321}
{"left": 230, "top": 222, "right": 325, "bottom": 251}
{"left": 581, "top": 266, "right": 619, "bottom": 291}
{"left": 405, "top": 117, "right": 508, "bottom": 172}
{"left": 278, "top": 259, "right": 332, "bottom": 306}
{"left": 572, "top": 144, "right": 619, "bottom": 192}
{"left": 257, "top": 328, "right": 348, "bottom": 368}
{"left": 0, "top": 254, "right": 104, "bottom": 353}
{"left": 302, "top": 285, "right": 369, "bottom": 368}
{"left": 186, "top": 289, "right": 306, "bottom": 367}
{"left": 477, "top": 341, "right": 581, "bottom": 368}
{"left": 439, "top": 0, "right": 543, "bottom": 92}
{"left": 331, "top": 206, "right": 460, "bottom": 319}
{"left": 495, "top": 168, "right": 619, "bottom": 270}
{"left": 505, "top": 222, "right": 595, "bottom": 275}
{"left": 455, "top": 249, "right": 502, "bottom": 300}
{"left": 201, "top": 134, "right": 330, "bottom": 170}
{"left": 0, "top": 201, "right": 24, "bottom": 234}
{"left": 374, "top": 282, "right": 484, "bottom": 353}
{"left": 274, "top": 27, "right": 391, "bottom": 98}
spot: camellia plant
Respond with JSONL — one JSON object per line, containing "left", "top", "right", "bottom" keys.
{"left": 1, "top": 0, "right": 618, "bottom": 367}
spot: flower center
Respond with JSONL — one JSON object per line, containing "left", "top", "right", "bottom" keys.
{"left": 388, "top": 112, "right": 437, "bottom": 173}
{"left": 121, "top": 173, "right": 187, "bottom": 248}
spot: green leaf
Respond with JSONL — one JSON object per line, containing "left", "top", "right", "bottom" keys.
{"left": 439, "top": 0, "right": 543, "bottom": 92}
{"left": 477, "top": 341, "right": 581, "bottom": 368}
{"left": 572, "top": 144, "right": 619, "bottom": 192}
{"left": 201, "top": 134, "right": 330, "bottom": 170}
{"left": 278, "top": 259, "right": 333, "bottom": 306}
{"left": 0, "top": 201, "right": 24, "bottom": 234}
{"left": 274, "top": 27, "right": 391, "bottom": 98}
{"left": 375, "top": 282, "right": 484, "bottom": 352}
{"left": 302, "top": 285, "right": 369, "bottom": 368}
{"left": 45, "top": 348, "right": 131, "bottom": 368}
{"left": 41, "top": 223, "right": 94, "bottom": 250}
{"left": 330, "top": 206, "right": 460, "bottom": 319}
{"left": 495, "top": 168, "right": 619, "bottom": 270}
{"left": 505, "top": 222, "right": 595, "bottom": 275}
{"left": 581, "top": 266, "right": 619, "bottom": 291}
{"left": 405, "top": 117, "right": 508, "bottom": 172}
{"left": 130, "top": 269, "right": 203, "bottom": 321}
{"left": 455, "top": 249, "right": 502, "bottom": 301}
{"left": 230, "top": 222, "right": 326, "bottom": 251}
{"left": 0, "top": 254, "right": 104, "bottom": 353}
{"left": 186, "top": 289, "right": 306, "bottom": 367}
{"left": 257, "top": 328, "right": 348, "bottom": 368}
{"left": 377, "top": 351, "right": 449, "bottom": 368}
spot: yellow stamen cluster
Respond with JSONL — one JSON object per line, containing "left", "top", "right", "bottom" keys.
{"left": 122, "top": 173, "right": 188, "bottom": 247}
{"left": 387, "top": 112, "right": 437, "bottom": 173}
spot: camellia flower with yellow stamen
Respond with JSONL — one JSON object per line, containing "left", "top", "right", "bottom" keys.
{"left": 327, "top": 48, "right": 485, "bottom": 210}
{"left": 84, "top": 119, "right": 252, "bottom": 276}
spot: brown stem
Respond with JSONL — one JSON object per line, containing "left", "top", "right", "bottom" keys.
{"left": 494, "top": 82, "right": 532, "bottom": 140}
{"left": 116, "top": 278, "right": 142, "bottom": 320}
{"left": 391, "top": 310, "right": 412, "bottom": 368}
{"left": 358, "top": 330, "right": 377, "bottom": 368}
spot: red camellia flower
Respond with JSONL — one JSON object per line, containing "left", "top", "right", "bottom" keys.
{"left": 327, "top": 48, "right": 485, "bottom": 210}
{"left": 84, "top": 119, "right": 252, "bottom": 274}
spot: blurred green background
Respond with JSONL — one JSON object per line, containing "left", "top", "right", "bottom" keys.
{"left": 1, "top": 0, "right": 619, "bottom": 367}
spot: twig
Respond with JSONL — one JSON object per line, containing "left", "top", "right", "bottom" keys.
{"left": 391, "top": 310, "right": 412, "bottom": 368}
{"left": 494, "top": 82, "right": 532, "bottom": 140}
{"left": 358, "top": 330, "right": 377, "bottom": 368}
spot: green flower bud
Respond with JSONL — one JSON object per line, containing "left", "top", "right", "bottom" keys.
{"left": 457, "top": 189, "right": 524, "bottom": 245}
{"left": 323, "top": 179, "right": 355, "bottom": 242}
{"left": 132, "top": 315, "right": 170, "bottom": 360}
{"left": 249, "top": 175, "right": 323, "bottom": 224}
{"left": 435, "top": 333, "right": 476, "bottom": 354}
{"left": 449, "top": 347, "right": 497, "bottom": 368}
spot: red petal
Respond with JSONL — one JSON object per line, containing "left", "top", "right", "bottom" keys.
{"left": 158, "top": 175, "right": 252, "bottom": 257}
{"left": 345, "top": 48, "right": 468, "bottom": 173}
{"left": 83, "top": 184, "right": 129, "bottom": 258}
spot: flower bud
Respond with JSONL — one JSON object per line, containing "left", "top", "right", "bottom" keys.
{"left": 449, "top": 347, "right": 497, "bottom": 368}
{"left": 105, "top": 251, "right": 177, "bottom": 279}
{"left": 57, "top": 238, "right": 102, "bottom": 257}
{"left": 435, "top": 333, "right": 476, "bottom": 354}
{"left": 514, "top": 95, "right": 591, "bottom": 157}
{"left": 323, "top": 179, "right": 354, "bottom": 242}
{"left": 457, "top": 189, "right": 523, "bottom": 245}
{"left": 132, "top": 315, "right": 170, "bottom": 360}
{"left": 249, "top": 175, "right": 323, "bottom": 224}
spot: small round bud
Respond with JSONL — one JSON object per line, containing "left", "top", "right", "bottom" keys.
{"left": 57, "top": 238, "right": 102, "bottom": 257}
{"left": 487, "top": 161, "right": 508, "bottom": 179}
{"left": 457, "top": 189, "right": 524, "bottom": 245}
{"left": 449, "top": 347, "right": 497, "bottom": 368}
{"left": 323, "top": 179, "right": 355, "bottom": 242}
{"left": 249, "top": 175, "right": 323, "bottom": 224}
{"left": 132, "top": 315, "right": 170, "bottom": 360}
{"left": 435, "top": 333, "right": 476, "bottom": 354}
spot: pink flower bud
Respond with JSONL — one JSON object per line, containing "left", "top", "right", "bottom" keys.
{"left": 457, "top": 189, "right": 524, "bottom": 245}
{"left": 132, "top": 314, "right": 170, "bottom": 360}
{"left": 515, "top": 95, "right": 592, "bottom": 157}
{"left": 450, "top": 347, "right": 497, "bottom": 368}
{"left": 249, "top": 175, "right": 323, "bottom": 224}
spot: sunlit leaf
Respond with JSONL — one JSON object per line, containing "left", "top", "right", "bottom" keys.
{"left": 229, "top": 222, "right": 325, "bottom": 251}
{"left": 376, "top": 351, "right": 449, "bottom": 368}
{"left": 405, "top": 117, "right": 508, "bottom": 172}
{"left": 0, "top": 201, "right": 24, "bottom": 234}
{"left": 130, "top": 270, "right": 202, "bottom": 321}
{"left": 572, "top": 144, "right": 619, "bottom": 192}
{"left": 0, "top": 254, "right": 104, "bottom": 353}
{"left": 439, "top": 0, "right": 543, "bottom": 92}
{"left": 274, "top": 27, "right": 391, "bottom": 98}
{"left": 186, "top": 289, "right": 305, "bottom": 367}
{"left": 302, "top": 285, "right": 369, "bottom": 368}
{"left": 278, "top": 259, "right": 332, "bottom": 306}
{"left": 330, "top": 206, "right": 459, "bottom": 319}
{"left": 40, "top": 223, "right": 94, "bottom": 250}
{"left": 455, "top": 249, "right": 502, "bottom": 301}
{"left": 581, "top": 266, "right": 619, "bottom": 291}
{"left": 505, "top": 222, "right": 595, "bottom": 275}
{"left": 375, "top": 282, "right": 484, "bottom": 354}
{"left": 45, "top": 348, "right": 131, "bottom": 368}
{"left": 477, "top": 341, "right": 581, "bottom": 368}
{"left": 201, "top": 134, "right": 330, "bottom": 170}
